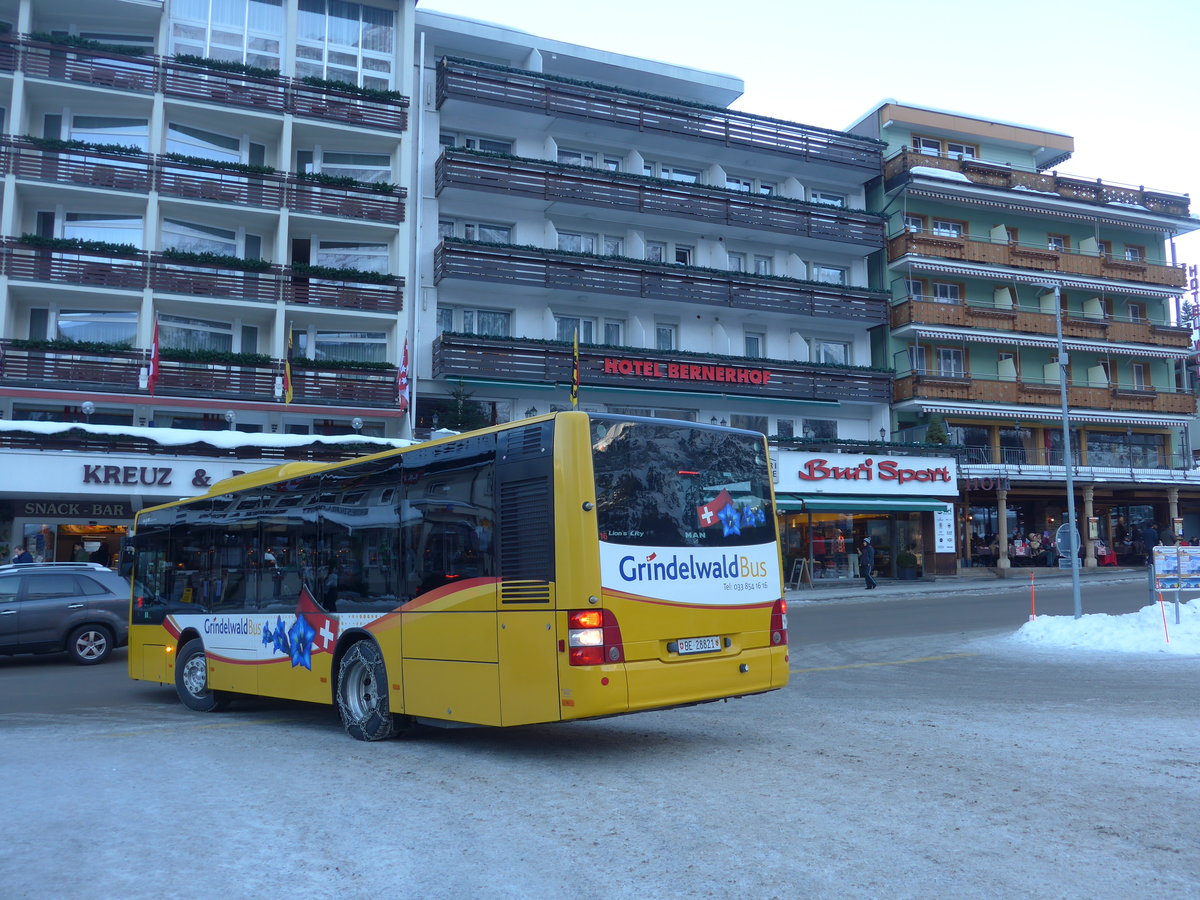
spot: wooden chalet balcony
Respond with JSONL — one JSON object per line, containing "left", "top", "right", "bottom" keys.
{"left": 894, "top": 373, "right": 1196, "bottom": 415}
{"left": 888, "top": 231, "right": 1187, "bottom": 288}
{"left": 436, "top": 149, "right": 883, "bottom": 246}
{"left": 437, "top": 57, "right": 882, "bottom": 173}
{"left": 432, "top": 333, "right": 892, "bottom": 404}
{"left": 0, "top": 342, "right": 403, "bottom": 407}
{"left": 885, "top": 150, "right": 1191, "bottom": 218}
{"left": 0, "top": 243, "right": 402, "bottom": 312}
{"left": 890, "top": 298, "right": 1192, "bottom": 349}
{"left": 435, "top": 239, "right": 889, "bottom": 324}
{"left": 8, "top": 36, "right": 408, "bottom": 132}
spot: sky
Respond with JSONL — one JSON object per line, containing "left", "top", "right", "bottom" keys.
{"left": 416, "top": 0, "right": 1200, "bottom": 274}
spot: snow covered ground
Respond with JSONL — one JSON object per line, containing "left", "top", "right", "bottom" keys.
{"left": 3, "top": 599, "right": 1198, "bottom": 899}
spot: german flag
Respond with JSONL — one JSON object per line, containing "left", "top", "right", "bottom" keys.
{"left": 283, "top": 330, "right": 294, "bottom": 404}
{"left": 570, "top": 327, "right": 579, "bottom": 409}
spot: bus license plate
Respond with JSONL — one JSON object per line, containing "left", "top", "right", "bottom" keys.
{"left": 677, "top": 636, "right": 720, "bottom": 655}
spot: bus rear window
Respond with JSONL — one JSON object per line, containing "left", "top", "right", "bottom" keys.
{"left": 590, "top": 417, "right": 774, "bottom": 548}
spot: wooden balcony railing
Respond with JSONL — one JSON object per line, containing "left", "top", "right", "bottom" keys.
{"left": 890, "top": 298, "right": 1192, "bottom": 349}
{"left": 436, "top": 149, "right": 883, "bottom": 246}
{"left": 0, "top": 342, "right": 403, "bottom": 408}
{"left": 5, "top": 139, "right": 405, "bottom": 219}
{"left": 894, "top": 373, "right": 1196, "bottom": 415}
{"left": 888, "top": 231, "right": 1187, "bottom": 288}
{"left": 885, "top": 150, "right": 1191, "bottom": 218}
{"left": 437, "top": 57, "right": 882, "bottom": 172}
{"left": 0, "top": 243, "right": 403, "bottom": 313}
{"left": 7, "top": 36, "right": 408, "bottom": 132}
{"left": 435, "top": 239, "right": 889, "bottom": 324}
{"left": 433, "top": 333, "right": 892, "bottom": 404}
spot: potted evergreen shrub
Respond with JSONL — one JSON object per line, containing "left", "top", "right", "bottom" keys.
{"left": 897, "top": 548, "right": 920, "bottom": 580}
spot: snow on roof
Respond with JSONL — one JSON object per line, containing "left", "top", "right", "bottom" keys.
{"left": 0, "top": 419, "right": 414, "bottom": 451}
{"left": 910, "top": 165, "right": 972, "bottom": 183}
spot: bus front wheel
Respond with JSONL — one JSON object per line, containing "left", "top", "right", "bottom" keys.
{"left": 337, "top": 641, "right": 405, "bottom": 741}
{"left": 175, "top": 639, "right": 232, "bottom": 712}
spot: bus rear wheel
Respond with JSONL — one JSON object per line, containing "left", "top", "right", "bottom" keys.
{"left": 175, "top": 639, "right": 232, "bottom": 712}
{"left": 337, "top": 641, "right": 405, "bottom": 741}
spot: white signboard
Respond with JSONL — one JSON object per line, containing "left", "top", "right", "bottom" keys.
{"left": 774, "top": 450, "right": 958, "bottom": 497}
{"left": 934, "top": 509, "right": 956, "bottom": 553}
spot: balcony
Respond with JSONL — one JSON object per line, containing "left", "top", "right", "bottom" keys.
{"left": 890, "top": 298, "right": 1192, "bottom": 349}
{"left": 432, "top": 333, "right": 892, "bottom": 404}
{"left": 435, "top": 239, "right": 889, "bottom": 324}
{"left": 0, "top": 242, "right": 403, "bottom": 312}
{"left": 894, "top": 372, "right": 1196, "bottom": 415}
{"left": 287, "top": 176, "right": 406, "bottom": 223}
{"left": 437, "top": 57, "right": 882, "bottom": 173}
{"left": 0, "top": 342, "right": 403, "bottom": 408}
{"left": 885, "top": 150, "right": 1191, "bottom": 219}
{"left": 9, "top": 140, "right": 153, "bottom": 192}
{"left": 436, "top": 149, "right": 883, "bottom": 246}
{"left": 158, "top": 159, "right": 286, "bottom": 208}
{"left": 8, "top": 35, "right": 408, "bottom": 132}
{"left": 888, "top": 231, "right": 1187, "bottom": 289}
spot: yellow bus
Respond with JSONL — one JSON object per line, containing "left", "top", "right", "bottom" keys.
{"left": 128, "top": 412, "right": 787, "bottom": 740}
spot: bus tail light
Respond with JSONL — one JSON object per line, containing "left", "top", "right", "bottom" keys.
{"left": 770, "top": 598, "right": 788, "bottom": 646}
{"left": 566, "top": 608, "right": 624, "bottom": 666}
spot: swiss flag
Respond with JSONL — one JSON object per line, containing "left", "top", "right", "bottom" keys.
{"left": 297, "top": 584, "right": 339, "bottom": 654}
{"left": 397, "top": 337, "right": 410, "bottom": 412}
{"left": 696, "top": 489, "right": 733, "bottom": 529}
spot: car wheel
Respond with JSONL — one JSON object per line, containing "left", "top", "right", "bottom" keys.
{"left": 336, "top": 641, "right": 406, "bottom": 741}
{"left": 175, "top": 639, "right": 232, "bottom": 712}
{"left": 67, "top": 625, "right": 113, "bottom": 665}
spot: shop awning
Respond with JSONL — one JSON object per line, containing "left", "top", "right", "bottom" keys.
{"left": 776, "top": 495, "right": 952, "bottom": 513}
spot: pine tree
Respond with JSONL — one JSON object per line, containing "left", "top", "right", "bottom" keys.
{"left": 925, "top": 415, "right": 949, "bottom": 445}
{"left": 439, "top": 379, "right": 490, "bottom": 431}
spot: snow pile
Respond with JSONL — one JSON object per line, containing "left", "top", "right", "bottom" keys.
{"left": 1011, "top": 598, "right": 1200, "bottom": 654}
{"left": 909, "top": 165, "right": 971, "bottom": 182}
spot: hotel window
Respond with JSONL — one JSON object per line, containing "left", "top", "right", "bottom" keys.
{"left": 67, "top": 116, "right": 150, "bottom": 153}
{"left": 437, "top": 307, "right": 511, "bottom": 338}
{"left": 55, "top": 309, "right": 137, "bottom": 344}
{"left": 558, "top": 231, "right": 595, "bottom": 254}
{"left": 903, "top": 214, "right": 925, "bottom": 233}
{"left": 936, "top": 347, "right": 966, "bottom": 378}
{"left": 744, "top": 332, "right": 765, "bottom": 359}
{"left": 63, "top": 213, "right": 143, "bottom": 248}
{"left": 905, "top": 279, "right": 926, "bottom": 299}
{"left": 931, "top": 282, "right": 961, "bottom": 304}
{"left": 726, "top": 174, "right": 775, "bottom": 195}
{"left": 909, "top": 346, "right": 927, "bottom": 374}
{"left": 167, "top": 122, "right": 241, "bottom": 164}
{"left": 439, "top": 133, "right": 512, "bottom": 154}
{"left": 727, "top": 252, "right": 746, "bottom": 272}
{"left": 558, "top": 148, "right": 622, "bottom": 171}
{"left": 1124, "top": 245, "right": 1146, "bottom": 261}
{"left": 811, "top": 190, "right": 847, "bottom": 207}
{"left": 159, "top": 314, "right": 234, "bottom": 353}
{"left": 170, "top": 0, "right": 284, "bottom": 71}
{"left": 932, "top": 219, "right": 965, "bottom": 238}
{"left": 555, "top": 315, "right": 622, "bottom": 345}
{"left": 1047, "top": 234, "right": 1070, "bottom": 251}
{"left": 161, "top": 219, "right": 240, "bottom": 256}
{"left": 1131, "top": 363, "right": 1148, "bottom": 390}
{"left": 776, "top": 418, "right": 795, "bottom": 439}
{"left": 801, "top": 418, "right": 838, "bottom": 439}
{"left": 297, "top": 149, "right": 392, "bottom": 184}
{"left": 313, "top": 330, "right": 387, "bottom": 364}
{"left": 811, "top": 339, "right": 850, "bottom": 366}
{"left": 1098, "top": 240, "right": 1113, "bottom": 257}
{"left": 458, "top": 221, "right": 512, "bottom": 244}
{"left": 813, "top": 265, "right": 847, "bottom": 285}
{"left": 914, "top": 136, "right": 941, "bottom": 156}
{"left": 655, "top": 324, "right": 677, "bottom": 351}
{"left": 644, "top": 239, "right": 690, "bottom": 265}
{"left": 730, "top": 414, "right": 769, "bottom": 436}
{"left": 674, "top": 245, "right": 693, "bottom": 266}
{"left": 643, "top": 161, "right": 700, "bottom": 183}
{"left": 646, "top": 241, "right": 667, "bottom": 263}
{"left": 753, "top": 255, "right": 773, "bottom": 276}
{"left": 315, "top": 240, "right": 388, "bottom": 273}
{"left": 296, "top": 0, "right": 395, "bottom": 90}
{"left": 945, "top": 141, "right": 977, "bottom": 158}
{"left": 1126, "top": 301, "right": 1145, "bottom": 322}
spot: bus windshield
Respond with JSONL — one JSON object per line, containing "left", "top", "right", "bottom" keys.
{"left": 590, "top": 417, "right": 774, "bottom": 549}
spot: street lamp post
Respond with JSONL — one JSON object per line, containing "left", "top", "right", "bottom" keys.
{"left": 1051, "top": 284, "right": 1083, "bottom": 618}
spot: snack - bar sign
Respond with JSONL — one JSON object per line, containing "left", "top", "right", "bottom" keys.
{"left": 603, "top": 357, "right": 771, "bottom": 385}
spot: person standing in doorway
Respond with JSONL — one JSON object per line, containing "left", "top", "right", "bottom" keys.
{"left": 860, "top": 536, "right": 877, "bottom": 590}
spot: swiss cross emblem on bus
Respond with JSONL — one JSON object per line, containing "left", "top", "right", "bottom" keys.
{"left": 260, "top": 585, "right": 339, "bottom": 670}
{"left": 697, "top": 490, "right": 733, "bottom": 529}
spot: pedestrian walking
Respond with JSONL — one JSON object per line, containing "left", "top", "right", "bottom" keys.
{"left": 860, "top": 536, "right": 877, "bottom": 590}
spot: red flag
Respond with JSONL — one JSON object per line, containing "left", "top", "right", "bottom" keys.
{"left": 147, "top": 319, "right": 160, "bottom": 395}
{"left": 297, "top": 584, "right": 339, "bottom": 654}
{"left": 696, "top": 489, "right": 733, "bottom": 529}
{"left": 397, "top": 337, "right": 409, "bottom": 412}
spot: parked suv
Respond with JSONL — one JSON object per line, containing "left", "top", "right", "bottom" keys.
{"left": 0, "top": 562, "right": 131, "bottom": 665}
